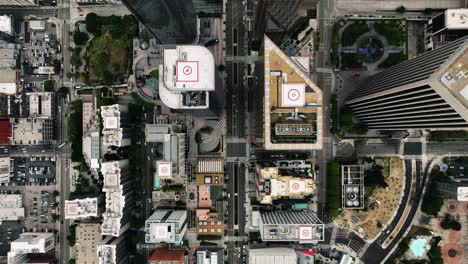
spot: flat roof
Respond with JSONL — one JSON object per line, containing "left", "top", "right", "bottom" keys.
{"left": 263, "top": 35, "right": 323, "bottom": 150}
{"left": 445, "top": 9, "right": 468, "bottom": 30}
{"left": 0, "top": 120, "right": 11, "bottom": 144}
{"left": 27, "top": 92, "right": 53, "bottom": 118}
{"left": 163, "top": 46, "right": 215, "bottom": 91}
{"left": 457, "top": 187, "right": 468, "bottom": 201}
{"left": 0, "top": 16, "right": 11, "bottom": 35}
{"left": 65, "top": 198, "right": 98, "bottom": 219}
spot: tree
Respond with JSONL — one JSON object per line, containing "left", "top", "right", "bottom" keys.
{"left": 43, "top": 80, "right": 54, "bottom": 92}
{"left": 85, "top": 13, "right": 101, "bottom": 35}
{"left": 73, "top": 31, "right": 89, "bottom": 46}
{"left": 68, "top": 259, "right": 76, "bottom": 264}
{"left": 396, "top": 5, "right": 406, "bottom": 13}
{"left": 53, "top": 59, "right": 61, "bottom": 74}
{"left": 423, "top": 8, "right": 433, "bottom": 15}
{"left": 79, "top": 73, "right": 88, "bottom": 84}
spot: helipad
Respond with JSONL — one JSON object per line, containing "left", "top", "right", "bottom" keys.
{"left": 157, "top": 161, "right": 172, "bottom": 178}
{"left": 282, "top": 83, "right": 305, "bottom": 107}
{"left": 176, "top": 61, "right": 198, "bottom": 83}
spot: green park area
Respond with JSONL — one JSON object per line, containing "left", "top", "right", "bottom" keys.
{"left": 75, "top": 13, "right": 138, "bottom": 84}
{"left": 327, "top": 161, "right": 341, "bottom": 217}
{"left": 68, "top": 100, "right": 83, "bottom": 162}
{"left": 429, "top": 130, "right": 468, "bottom": 142}
{"left": 332, "top": 20, "right": 408, "bottom": 69}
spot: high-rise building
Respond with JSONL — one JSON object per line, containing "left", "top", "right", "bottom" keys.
{"left": 196, "top": 247, "right": 224, "bottom": 264}
{"left": 7, "top": 233, "right": 55, "bottom": 264}
{"left": 158, "top": 45, "right": 215, "bottom": 109}
{"left": 144, "top": 209, "right": 187, "bottom": 244}
{"left": 96, "top": 235, "right": 129, "bottom": 264}
{"left": 100, "top": 160, "right": 134, "bottom": 237}
{"left": 101, "top": 104, "right": 130, "bottom": 147}
{"left": 251, "top": 211, "right": 324, "bottom": 243}
{"left": 425, "top": 9, "right": 468, "bottom": 51}
{"left": 346, "top": 36, "right": 468, "bottom": 130}
{"left": 263, "top": 35, "right": 323, "bottom": 150}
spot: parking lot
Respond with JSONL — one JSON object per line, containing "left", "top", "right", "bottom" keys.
{"left": 23, "top": 189, "right": 58, "bottom": 233}
{"left": 11, "top": 156, "right": 57, "bottom": 186}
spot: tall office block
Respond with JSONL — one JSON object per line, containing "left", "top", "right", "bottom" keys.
{"left": 346, "top": 36, "right": 468, "bottom": 130}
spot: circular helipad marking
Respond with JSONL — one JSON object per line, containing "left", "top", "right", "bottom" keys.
{"left": 292, "top": 183, "right": 300, "bottom": 190}
{"left": 183, "top": 66, "right": 192, "bottom": 75}
{"left": 288, "top": 89, "right": 300, "bottom": 101}
{"left": 302, "top": 229, "right": 310, "bottom": 236}
{"left": 160, "top": 166, "right": 168, "bottom": 174}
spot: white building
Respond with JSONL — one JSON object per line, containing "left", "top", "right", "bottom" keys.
{"left": 101, "top": 104, "right": 130, "bottom": 147}
{"left": 425, "top": 9, "right": 468, "bottom": 50}
{"left": 100, "top": 160, "right": 132, "bottom": 237}
{"left": 145, "top": 124, "right": 186, "bottom": 178}
{"left": 457, "top": 187, "right": 468, "bottom": 201}
{"left": 0, "top": 15, "right": 12, "bottom": 35}
{"left": 249, "top": 248, "right": 297, "bottom": 264}
{"left": 65, "top": 197, "right": 100, "bottom": 220}
{"left": 145, "top": 209, "right": 187, "bottom": 244}
{"left": 159, "top": 45, "right": 215, "bottom": 109}
{"left": 28, "top": 20, "right": 46, "bottom": 31}
{"left": 197, "top": 248, "right": 224, "bottom": 264}
{"left": 0, "top": 194, "right": 25, "bottom": 222}
{"left": 27, "top": 92, "right": 54, "bottom": 119}
{"left": 96, "top": 235, "right": 128, "bottom": 264}
{"left": 0, "top": 69, "right": 16, "bottom": 95}
{"left": 0, "top": 157, "right": 10, "bottom": 184}
{"left": 83, "top": 132, "right": 100, "bottom": 170}
{"left": 7, "top": 233, "right": 55, "bottom": 264}
{"left": 251, "top": 211, "right": 324, "bottom": 243}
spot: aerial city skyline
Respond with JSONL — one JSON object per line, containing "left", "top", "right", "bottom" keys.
{"left": 0, "top": 0, "right": 467, "bottom": 264}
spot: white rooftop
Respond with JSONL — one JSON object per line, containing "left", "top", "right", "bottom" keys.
{"left": 0, "top": 194, "right": 25, "bottom": 221}
{"left": 65, "top": 198, "right": 99, "bottom": 219}
{"left": 29, "top": 20, "right": 45, "bottom": 31}
{"left": 101, "top": 104, "right": 123, "bottom": 146}
{"left": 0, "top": 69, "right": 16, "bottom": 95}
{"left": 457, "top": 187, "right": 468, "bottom": 201}
{"left": 445, "top": 9, "right": 468, "bottom": 30}
{"left": 156, "top": 161, "right": 172, "bottom": 178}
{"left": 0, "top": 16, "right": 12, "bottom": 35}
{"left": 197, "top": 159, "right": 224, "bottom": 173}
{"left": 282, "top": 83, "right": 305, "bottom": 107}
{"left": 8, "top": 232, "right": 55, "bottom": 260}
{"left": 249, "top": 248, "right": 297, "bottom": 264}
{"left": 163, "top": 45, "right": 215, "bottom": 91}
{"left": 96, "top": 244, "right": 117, "bottom": 264}
{"left": 100, "top": 161, "right": 127, "bottom": 237}
{"left": 0, "top": 157, "right": 10, "bottom": 184}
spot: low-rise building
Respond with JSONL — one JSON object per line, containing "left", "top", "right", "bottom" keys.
{"left": 255, "top": 166, "right": 316, "bottom": 205}
{"left": 251, "top": 211, "right": 324, "bottom": 243}
{"left": 0, "top": 119, "right": 11, "bottom": 144}
{"left": 0, "top": 69, "right": 16, "bottom": 95}
{"left": 457, "top": 187, "right": 468, "bottom": 201}
{"left": 0, "top": 43, "right": 16, "bottom": 68}
{"left": 75, "top": 223, "right": 101, "bottom": 264}
{"left": 249, "top": 248, "right": 297, "bottom": 264}
{"left": 0, "top": 157, "right": 10, "bottom": 184}
{"left": 27, "top": 92, "right": 54, "bottom": 119}
{"left": 196, "top": 247, "right": 224, "bottom": 264}
{"left": 0, "top": 194, "right": 25, "bottom": 221}
{"left": 83, "top": 132, "right": 100, "bottom": 170}
{"left": 148, "top": 247, "right": 185, "bottom": 264}
{"left": 196, "top": 158, "right": 224, "bottom": 186}
{"left": 7, "top": 233, "right": 55, "bottom": 264}
{"left": 0, "top": 15, "right": 12, "bottom": 35}
{"left": 195, "top": 209, "right": 224, "bottom": 236}
{"left": 158, "top": 45, "right": 215, "bottom": 109}
{"left": 11, "top": 118, "right": 54, "bottom": 145}
{"left": 145, "top": 209, "right": 187, "bottom": 244}
{"left": 28, "top": 20, "right": 45, "bottom": 31}
{"left": 341, "top": 165, "right": 364, "bottom": 209}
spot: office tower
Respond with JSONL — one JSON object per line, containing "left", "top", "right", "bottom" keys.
{"left": 144, "top": 209, "right": 187, "bottom": 244}
{"left": 251, "top": 211, "right": 324, "bottom": 243}
{"left": 100, "top": 160, "right": 134, "bottom": 237}
{"left": 101, "top": 104, "right": 130, "bottom": 147}
{"left": 7, "top": 233, "right": 55, "bottom": 264}
{"left": 346, "top": 36, "right": 468, "bottom": 130}
{"left": 96, "top": 235, "right": 129, "bottom": 264}
{"left": 425, "top": 9, "right": 468, "bottom": 50}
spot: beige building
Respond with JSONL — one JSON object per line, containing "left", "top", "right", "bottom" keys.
{"left": 0, "top": 69, "right": 16, "bottom": 95}
{"left": 255, "top": 166, "right": 316, "bottom": 205}
{"left": 12, "top": 118, "right": 54, "bottom": 145}
{"left": 263, "top": 35, "right": 323, "bottom": 150}
{"left": 75, "top": 224, "right": 101, "bottom": 264}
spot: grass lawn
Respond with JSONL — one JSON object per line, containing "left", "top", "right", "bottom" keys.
{"left": 327, "top": 161, "right": 341, "bottom": 217}
{"left": 373, "top": 21, "right": 405, "bottom": 46}
{"left": 341, "top": 22, "right": 369, "bottom": 46}
{"left": 340, "top": 53, "right": 364, "bottom": 69}
{"left": 331, "top": 25, "right": 341, "bottom": 68}
{"left": 85, "top": 15, "right": 137, "bottom": 84}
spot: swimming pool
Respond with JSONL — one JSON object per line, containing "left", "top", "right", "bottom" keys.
{"left": 410, "top": 237, "right": 430, "bottom": 257}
